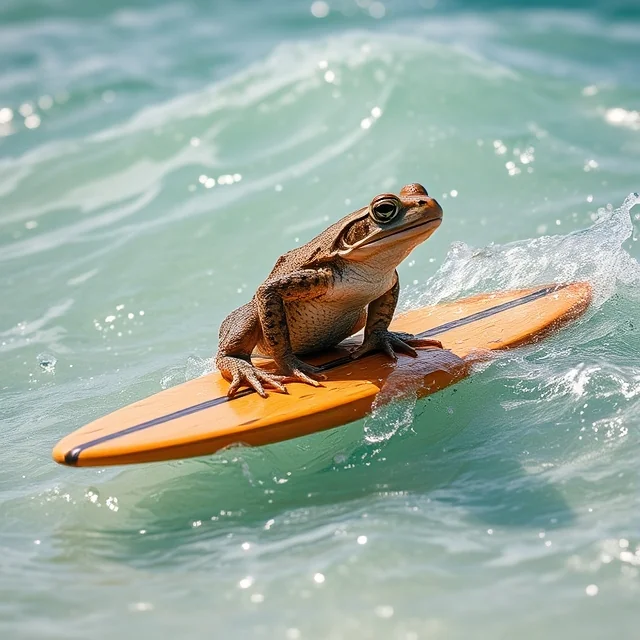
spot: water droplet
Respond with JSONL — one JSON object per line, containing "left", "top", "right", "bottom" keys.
{"left": 239, "top": 576, "right": 254, "bottom": 589}
{"left": 25, "top": 114, "right": 41, "bottom": 129}
{"left": 85, "top": 487, "right": 100, "bottom": 504}
{"left": 37, "top": 353, "right": 57, "bottom": 373}
{"left": 310, "top": 1, "right": 330, "bottom": 18}
{"left": 38, "top": 95, "right": 53, "bottom": 110}
{"left": 0, "top": 107, "right": 13, "bottom": 124}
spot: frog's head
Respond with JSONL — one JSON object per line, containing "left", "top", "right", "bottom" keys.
{"left": 332, "top": 183, "right": 443, "bottom": 263}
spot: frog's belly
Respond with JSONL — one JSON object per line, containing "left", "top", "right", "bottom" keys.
{"left": 255, "top": 268, "right": 395, "bottom": 356}
{"left": 284, "top": 300, "right": 366, "bottom": 355}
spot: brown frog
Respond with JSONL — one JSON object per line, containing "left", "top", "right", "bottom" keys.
{"left": 215, "top": 183, "right": 444, "bottom": 397}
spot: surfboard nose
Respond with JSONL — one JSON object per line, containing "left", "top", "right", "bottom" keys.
{"left": 52, "top": 438, "right": 82, "bottom": 466}
{"left": 51, "top": 443, "right": 70, "bottom": 465}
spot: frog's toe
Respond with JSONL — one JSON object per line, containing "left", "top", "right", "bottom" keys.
{"left": 279, "top": 355, "right": 326, "bottom": 386}
{"left": 387, "top": 334, "right": 418, "bottom": 357}
{"left": 227, "top": 371, "right": 266, "bottom": 398}
{"left": 390, "top": 331, "right": 443, "bottom": 350}
{"left": 225, "top": 362, "right": 290, "bottom": 398}
{"left": 409, "top": 337, "right": 443, "bottom": 349}
{"left": 297, "top": 361, "right": 326, "bottom": 379}
{"left": 288, "top": 369, "right": 323, "bottom": 387}
{"left": 350, "top": 329, "right": 428, "bottom": 361}
{"left": 256, "top": 371, "right": 289, "bottom": 394}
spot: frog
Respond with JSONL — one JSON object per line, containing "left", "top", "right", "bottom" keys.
{"left": 215, "top": 183, "right": 444, "bottom": 398}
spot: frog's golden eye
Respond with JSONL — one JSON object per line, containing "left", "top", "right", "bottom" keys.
{"left": 370, "top": 196, "right": 400, "bottom": 224}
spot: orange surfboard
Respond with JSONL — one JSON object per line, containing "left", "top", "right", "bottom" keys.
{"left": 52, "top": 282, "right": 592, "bottom": 467}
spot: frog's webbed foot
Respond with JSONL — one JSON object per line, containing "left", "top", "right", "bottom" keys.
{"left": 218, "top": 356, "right": 289, "bottom": 398}
{"left": 350, "top": 329, "right": 443, "bottom": 361}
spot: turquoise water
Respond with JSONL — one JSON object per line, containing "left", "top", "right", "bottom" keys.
{"left": 2, "top": 0, "right": 640, "bottom": 637}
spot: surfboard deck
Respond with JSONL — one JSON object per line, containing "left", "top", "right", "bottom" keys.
{"left": 52, "top": 282, "right": 592, "bottom": 467}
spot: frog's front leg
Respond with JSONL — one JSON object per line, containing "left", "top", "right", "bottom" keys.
{"left": 350, "top": 271, "right": 443, "bottom": 361}
{"left": 255, "top": 267, "right": 334, "bottom": 386}
{"left": 215, "top": 301, "right": 290, "bottom": 398}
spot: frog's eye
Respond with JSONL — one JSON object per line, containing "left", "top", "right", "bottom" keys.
{"left": 370, "top": 197, "right": 400, "bottom": 224}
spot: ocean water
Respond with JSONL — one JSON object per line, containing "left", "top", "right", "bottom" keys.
{"left": 1, "top": 0, "right": 640, "bottom": 638}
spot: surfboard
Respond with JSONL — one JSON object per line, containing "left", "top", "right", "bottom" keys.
{"left": 52, "top": 282, "right": 592, "bottom": 467}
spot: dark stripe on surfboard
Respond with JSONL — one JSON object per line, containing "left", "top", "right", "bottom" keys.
{"left": 64, "top": 284, "right": 563, "bottom": 464}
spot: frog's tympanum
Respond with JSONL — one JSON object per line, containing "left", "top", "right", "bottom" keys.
{"left": 215, "top": 183, "right": 444, "bottom": 397}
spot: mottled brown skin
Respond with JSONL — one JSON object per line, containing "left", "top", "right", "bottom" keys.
{"left": 216, "top": 183, "right": 444, "bottom": 397}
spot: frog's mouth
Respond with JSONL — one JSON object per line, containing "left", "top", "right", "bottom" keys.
{"left": 365, "top": 215, "right": 443, "bottom": 246}
{"left": 334, "top": 213, "right": 442, "bottom": 257}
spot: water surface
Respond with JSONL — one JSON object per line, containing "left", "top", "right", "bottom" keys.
{"left": 1, "top": 1, "right": 640, "bottom": 638}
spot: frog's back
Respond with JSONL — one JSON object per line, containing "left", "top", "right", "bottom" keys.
{"left": 265, "top": 209, "right": 367, "bottom": 279}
